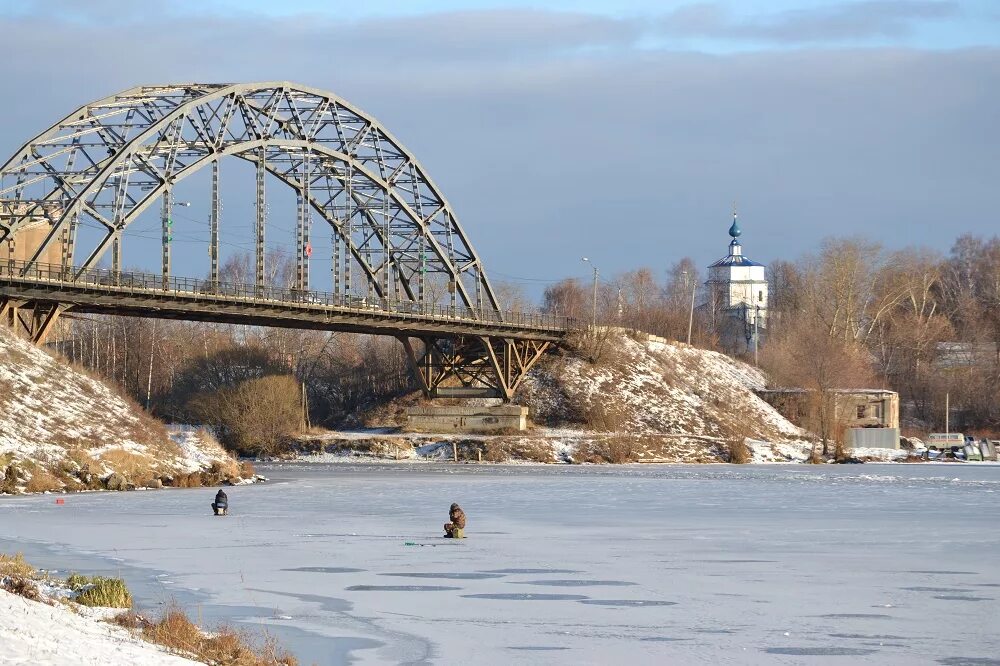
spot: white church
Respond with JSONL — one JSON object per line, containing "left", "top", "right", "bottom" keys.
{"left": 706, "top": 211, "right": 768, "bottom": 354}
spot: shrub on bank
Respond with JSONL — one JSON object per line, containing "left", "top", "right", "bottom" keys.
{"left": 727, "top": 438, "right": 753, "bottom": 464}
{"left": 0, "top": 552, "right": 35, "bottom": 578}
{"left": 117, "top": 606, "right": 298, "bottom": 666}
{"left": 73, "top": 576, "right": 133, "bottom": 608}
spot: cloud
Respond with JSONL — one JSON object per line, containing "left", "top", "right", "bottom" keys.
{"left": 0, "top": 7, "right": 996, "bottom": 290}
{"left": 660, "top": 1, "right": 960, "bottom": 43}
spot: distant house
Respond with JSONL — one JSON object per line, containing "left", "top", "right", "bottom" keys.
{"left": 934, "top": 342, "right": 999, "bottom": 370}
{"left": 756, "top": 388, "right": 900, "bottom": 431}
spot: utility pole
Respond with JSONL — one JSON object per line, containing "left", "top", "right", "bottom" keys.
{"left": 684, "top": 271, "right": 696, "bottom": 345}
{"left": 945, "top": 391, "right": 950, "bottom": 437}
{"left": 581, "top": 257, "right": 598, "bottom": 329}
{"left": 754, "top": 305, "right": 760, "bottom": 366}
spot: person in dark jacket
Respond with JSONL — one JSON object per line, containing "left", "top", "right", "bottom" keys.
{"left": 444, "top": 503, "right": 466, "bottom": 538}
{"left": 212, "top": 489, "right": 228, "bottom": 516}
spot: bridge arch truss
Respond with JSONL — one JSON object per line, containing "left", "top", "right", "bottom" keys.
{"left": 0, "top": 82, "right": 501, "bottom": 314}
{"left": 0, "top": 83, "right": 568, "bottom": 401}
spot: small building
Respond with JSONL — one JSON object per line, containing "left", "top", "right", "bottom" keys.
{"left": 706, "top": 210, "right": 767, "bottom": 354}
{"left": 934, "top": 342, "right": 999, "bottom": 370}
{"left": 757, "top": 388, "right": 900, "bottom": 448}
{"left": 757, "top": 388, "right": 899, "bottom": 430}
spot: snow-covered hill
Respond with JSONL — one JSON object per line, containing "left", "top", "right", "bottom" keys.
{"left": 0, "top": 327, "right": 245, "bottom": 493}
{"left": 0, "top": 588, "right": 198, "bottom": 666}
{"left": 518, "top": 331, "right": 803, "bottom": 442}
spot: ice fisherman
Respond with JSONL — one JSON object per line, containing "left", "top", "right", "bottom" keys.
{"left": 444, "top": 503, "right": 466, "bottom": 538}
{"left": 211, "top": 489, "right": 228, "bottom": 516}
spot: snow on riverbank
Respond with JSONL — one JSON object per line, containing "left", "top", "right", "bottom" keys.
{"left": 518, "top": 332, "right": 804, "bottom": 441}
{"left": 0, "top": 327, "right": 245, "bottom": 493}
{"left": 0, "top": 588, "right": 197, "bottom": 666}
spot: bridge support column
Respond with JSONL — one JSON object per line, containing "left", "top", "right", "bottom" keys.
{"left": 0, "top": 297, "right": 25, "bottom": 329}
{"left": 398, "top": 335, "right": 549, "bottom": 403}
{"left": 210, "top": 158, "right": 220, "bottom": 292}
{"left": 255, "top": 150, "right": 266, "bottom": 293}
{"left": 29, "top": 303, "right": 68, "bottom": 345}
{"left": 161, "top": 186, "right": 171, "bottom": 290}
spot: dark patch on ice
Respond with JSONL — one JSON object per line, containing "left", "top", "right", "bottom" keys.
{"left": 932, "top": 595, "right": 993, "bottom": 602}
{"left": 818, "top": 613, "right": 891, "bottom": 619}
{"left": 908, "top": 570, "right": 978, "bottom": 575}
{"left": 642, "top": 637, "right": 692, "bottom": 642}
{"left": 578, "top": 599, "right": 676, "bottom": 607}
{"left": 509, "top": 579, "right": 636, "bottom": 587}
{"left": 380, "top": 572, "right": 505, "bottom": 580}
{"left": 483, "top": 568, "right": 580, "bottom": 574}
{"left": 462, "top": 593, "right": 589, "bottom": 601}
{"left": 282, "top": 566, "right": 366, "bottom": 574}
{"left": 508, "top": 646, "right": 570, "bottom": 651}
{"left": 346, "top": 585, "right": 460, "bottom": 592}
{"left": 902, "top": 586, "right": 965, "bottom": 593}
{"left": 765, "top": 647, "right": 878, "bottom": 656}
{"left": 938, "top": 659, "right": 1000, "bottom": 666}
{"left": 969, "top": 583, "right": 1000, "bottom": 587}
{"left": 829, "top": 633, "right": 908, "bottom": 640}
{"left": 696, "top": 628, "right": 735, "bottom": 634}
{"left": 244, "top": 588, "right": 352, "bottom": 613}
{"left": 703, "top": 559, "right": 776, "bottom": 563}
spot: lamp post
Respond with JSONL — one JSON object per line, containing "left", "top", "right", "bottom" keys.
{"left": 161, "top": 194, "right": 191, "bottom": 289}
{"left": 754, "top": 304, "right": 760, "bottom": 367}
{"left": 682, "top": 270, "right": 696, "bottom": 345}
{"left": 581, "top": 257, "right": 598, "bottom": 330}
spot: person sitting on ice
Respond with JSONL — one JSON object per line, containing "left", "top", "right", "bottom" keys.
{"left": 211, "top": 489, "right": 228, "bottom": 516}
{"left": 444, "top": 503, "right": 466, "bottom": 538}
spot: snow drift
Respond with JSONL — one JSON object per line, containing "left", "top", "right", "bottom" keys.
{"left": 0, "top": 327, "right": 244, "bottom": 493}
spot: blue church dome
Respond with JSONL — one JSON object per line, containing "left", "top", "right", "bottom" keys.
{"left": 728, "top": 216, "right": 742, "bottom": 239}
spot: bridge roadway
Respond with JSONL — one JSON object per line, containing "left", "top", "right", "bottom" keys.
{"left": 0, "top": 261, "right": 572, "bottom": 342}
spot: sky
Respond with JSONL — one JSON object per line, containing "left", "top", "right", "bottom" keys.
{"left": 0, "top": 0, "right": 997, "bottom": 296}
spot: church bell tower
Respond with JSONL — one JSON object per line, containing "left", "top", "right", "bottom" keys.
{"left": 706, "top": 208, "right": 768, "bottom": 354}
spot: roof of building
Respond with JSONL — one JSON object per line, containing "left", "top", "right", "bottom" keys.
{"left": 709, "top": 211, "right": 764, "bottom": 268}
{"left": 709, "top": 253, "right": 764, "bottom": 268}
{"left": 757, "top": 388, "right": 898, "bottom": 396}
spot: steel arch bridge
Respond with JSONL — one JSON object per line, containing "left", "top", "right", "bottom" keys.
{"left": 0, "top": 82, "right": 572, "bottom": 400}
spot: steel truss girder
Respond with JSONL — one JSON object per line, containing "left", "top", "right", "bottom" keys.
{"left": 399, "top": 335, "right": 550, "bottom": 402}
{"left": 0, "top": 82, "right": 501, "bottom": 318}
{"left": 0, "top": 297, "right": 68, "bottom": 345}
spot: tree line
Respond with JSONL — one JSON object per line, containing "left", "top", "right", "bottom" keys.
{"left": 49, "top": 234, "right": 1000, "bottom": 455}
{"left": 541, "top": 235, "right": 1000, "bottom": 435}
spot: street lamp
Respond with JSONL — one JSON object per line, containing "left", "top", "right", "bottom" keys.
{"left": 682, "top": 270, "right": 696, "bottom": 346}
{"left": 581, "top": 257, "right": 598, "bottom": 329}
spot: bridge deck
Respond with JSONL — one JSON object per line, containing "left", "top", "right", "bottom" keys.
{"left": 0, "top": 263, "right": 571, "bottom": 342}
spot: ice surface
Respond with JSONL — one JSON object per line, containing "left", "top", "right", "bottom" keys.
{"left": 1, "top": 463, "right": 998, "bottom": 665}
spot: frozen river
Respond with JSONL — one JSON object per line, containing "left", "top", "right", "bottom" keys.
{"left": 1, "top": 463, "right": 999, "bottom": 665}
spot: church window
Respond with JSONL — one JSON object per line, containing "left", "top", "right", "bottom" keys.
{"left": 856, "top": 405, "right": 867, "bottom": 419}
{"left": 758, "top": 290, "right": 763, "bottom": 302}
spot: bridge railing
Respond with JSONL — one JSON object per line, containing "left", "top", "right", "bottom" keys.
{"left": 0, "top": 259, "right": 575, "bottom": 332}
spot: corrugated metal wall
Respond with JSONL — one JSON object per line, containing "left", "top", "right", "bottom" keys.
{"left": 847, "top": 428, "right": 900, "bottom": 449}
